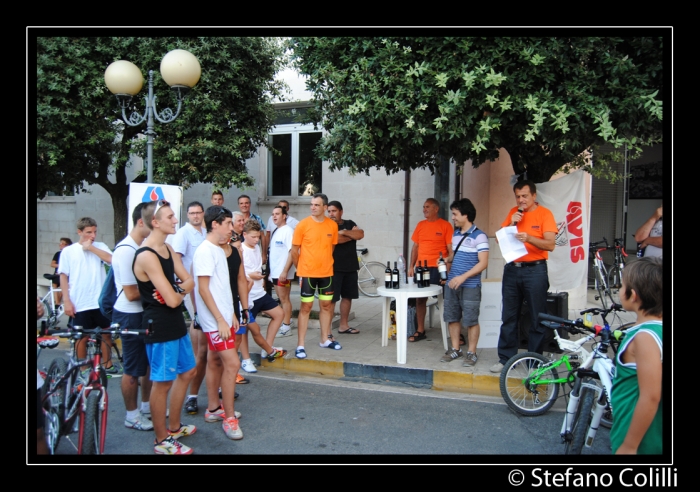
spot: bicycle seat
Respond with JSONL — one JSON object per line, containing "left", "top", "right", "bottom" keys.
{"left": 357, "top": 248, "right": 368, "bottom": 255}
{"left": 44, "top": 273, "right": 60, "bottom": 282}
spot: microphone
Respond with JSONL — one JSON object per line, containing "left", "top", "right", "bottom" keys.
{"left": 513, "top": 208, "right": 523, "bottom": 226}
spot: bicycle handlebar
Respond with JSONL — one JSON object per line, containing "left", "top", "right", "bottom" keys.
{"left": 46, "top": 323, "right": 150, "bottom": 338}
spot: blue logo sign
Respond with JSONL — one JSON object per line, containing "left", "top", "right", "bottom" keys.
{"left": 142, "top": 186, "right": 166, "bottom": 203}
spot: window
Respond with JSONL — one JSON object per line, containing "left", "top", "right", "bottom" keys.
{"left": 268, "top": 123, "right": 323, "bottom": 197}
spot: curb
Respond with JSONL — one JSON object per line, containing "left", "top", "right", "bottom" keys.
{"left": 255, "top": 353, "right": 501, "bottom": 397}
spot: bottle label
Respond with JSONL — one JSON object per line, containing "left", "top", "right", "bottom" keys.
{"left": 385, "top": 274, "right": 391, "bottom": 282}
{"left": 392, "top": 274, "right": 398, "bottom": 282}
{"left": 438, "top": 264, "right": 447, "bottom": 273}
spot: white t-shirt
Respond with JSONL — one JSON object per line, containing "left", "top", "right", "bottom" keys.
{"left": 193, "top": 240, "right": 233, "bottom": 333}
{"left": 644, "top": 218, "right": 663, "bottom": 258}
{"left": 58, "top": 242, "right": 112, "bottom": 312}
{"left": 171, "top": 222, "right": 206, "bottom": 275}
{"left": 112, "top": 236, "right": 142, "bottom": 313}
{"left": 242, "top": 242, "right": 265, "bottom": 304}
{"left": 268, "top": 224, "right": 295, "bottom": 279}
{"left": 266, "top": 215, "right": 299, "bottom": 236}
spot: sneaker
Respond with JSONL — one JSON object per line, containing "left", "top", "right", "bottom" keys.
{"left": 440, "top": 348, "right": 463, "bottom": 363}
{"left": 125, "top": 412, "right": 154, "bottom": 431}
{"left": 489, "top": 362, "right": 505, "bottom": 373}
{"left": 168, "top": 423, "right": 197, "bottom": 439}
{"left": 154, "top": 435, "right": 193, "bottom": 455}
{"left": 204, "top": 406, "right": 241, "bottom": 422}
{"left": 276, "top": 325, "right": 292, "bottom": 337}
{"left": 104, "top": 365, "right": 122, "bottom": 378}
{"left": 463, "top": 352, "right": 478, "bottom": 367}
{"left": 236, "top": 373, "right": 250, "bottom": 384}
{"left": 266, "top": 348, "right": 288, "bottom": 362}
{"left": 185, "top": 397, "right": 198, "bottom": 415}
{"left": 241, "top": 359, "right": 257, "bottom": 373}
{"left": 222, "top": 417, "right": 243, "bottom": 440}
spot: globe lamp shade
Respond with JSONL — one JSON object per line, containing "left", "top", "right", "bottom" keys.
{"left": 104, "top": 60, "right": 144, "bottom": 96}
{"left": 160, "top": 49, "right": 201, "bottom": 89}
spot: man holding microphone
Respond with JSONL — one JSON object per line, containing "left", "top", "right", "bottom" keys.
{"left": 491, "top": 180, "right": 557, "bottom": 373}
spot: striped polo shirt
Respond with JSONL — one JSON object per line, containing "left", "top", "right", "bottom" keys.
{"left": 447, "top": 225, "right": 489, "bottom": 288}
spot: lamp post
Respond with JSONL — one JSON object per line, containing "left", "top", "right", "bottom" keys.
{"left": 104, "top": 49, "right": 201, "bottom": 183}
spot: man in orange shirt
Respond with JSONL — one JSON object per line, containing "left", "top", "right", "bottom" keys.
{"left": 408, "top": 198, "right": 453, "bottom": 342}
{"left": 291, "top": 193, "right": 339, "bottom": 359}
{"left": 491, "top": 180, "right": 557, "bottom": 373}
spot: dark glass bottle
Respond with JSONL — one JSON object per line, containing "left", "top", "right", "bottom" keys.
{"left": 385, "top": 261, "right": 392, "bottom": 289}
{"left": 415, "top": 261, "right": 423, "bottom": 288}
{"left": 423, "top": 260, "right": 430, "bottom": 287}
{"left": 392, "top": 261, "right": 400, "bottom": 289}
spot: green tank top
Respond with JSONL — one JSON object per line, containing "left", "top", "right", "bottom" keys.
{"left": 610, "top": 321, "right": 663, "bottom": 454}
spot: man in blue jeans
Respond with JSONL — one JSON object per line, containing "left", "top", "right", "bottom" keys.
{"left": 491, "top": 180, "right": 557, "bottom": 373}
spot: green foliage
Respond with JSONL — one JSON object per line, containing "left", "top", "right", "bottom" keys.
{"left": 37, "top": 37, "right": 287, "bottom": 239}
{"left": 289, "top": 36, "right": 664, "bottom": 183}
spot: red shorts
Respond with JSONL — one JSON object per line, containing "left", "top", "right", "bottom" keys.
{"left": 205, "top": 330, "right": 237, "bottom": 352}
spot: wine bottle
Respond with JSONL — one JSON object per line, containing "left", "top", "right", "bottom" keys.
{"left": 423, "top": 260, "right": 430, "bottom": 287}
{"left": 385, "top": 261, "right": 392, "bottom": 289}
{"left": 438, "top": 252, "right": 448, "bottom": 281}
{"left": 415, "top": 261, "right": 423, "bottom": 288}
{"left": 392, "top": 261, "right": 400, "bottom": 289}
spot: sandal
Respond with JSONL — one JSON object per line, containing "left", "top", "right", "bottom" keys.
{"left": 408, "top": 331, "right": 426, "bottom": 342}
{"left": 338, "top": 327, "right": 360, "bottom": 334}
{"left": 459, "top": 334, "right": 466, "bottom": 346}
{"left": 320, "top": 340, "right": 342, "bottom": 350}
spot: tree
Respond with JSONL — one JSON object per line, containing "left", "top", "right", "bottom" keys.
{"left": 37, "top": 37, "right": 287, "bottom": 241}
{"left": 288, "top": 36, "right": 664, "bottom": 183}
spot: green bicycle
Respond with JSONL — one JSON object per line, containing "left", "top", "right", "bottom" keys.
{"left": 499, "top": 305, "right": 632, "bottom": 417}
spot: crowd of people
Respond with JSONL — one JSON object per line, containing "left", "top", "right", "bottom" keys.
{"left": 38, "top": 183, "right": 663, "bottom": 455}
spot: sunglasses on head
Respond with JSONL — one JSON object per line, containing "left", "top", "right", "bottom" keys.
{"left": 154, "top": 199, "right": 170, "bottom": 219}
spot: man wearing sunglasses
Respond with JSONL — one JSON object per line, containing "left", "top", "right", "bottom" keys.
{"left": 133, "top": 199, "right": 197, "bottom": 455}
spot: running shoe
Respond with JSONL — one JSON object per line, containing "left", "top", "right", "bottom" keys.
{"left": 204, "top": 406, "right": 241, "bottom": 422}
{"left": 154, "top": 435, "right": 193, "bottom": 455}
{"left": 241, "top": 359, "right": 257, "bottom": 373}
{"left": 104, "top": 365, "right": 122, "bottom": 378}
{"left": 185, "top": 396, "right": 198, "bottom": 415}
{"left": 168, "top": 423, "right": 197, "bottom": 439}
{"left": 222, "top": 417, "right": 243, "bottom": 440}
{"left": 125, "top": 412, "right": 154, "bottom": 431}
{"left": 266, "top": 348, "right": 288, "bottom": 362}
{"left": 276, "top": 324, "right": 292, "bottom": 337}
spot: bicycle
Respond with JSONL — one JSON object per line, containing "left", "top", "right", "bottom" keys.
{"left": 42, "top": 322, "right": 147, "bottom": 455}
{"left": 39, "top": 275, "right": 65, "bottom": 332}
{"left": 499, "top": 304, "right": 633, "bottom": 419}
{"left": 590, "top": 237, "right": 627, "bottom": 310}
{"left": 356, "top": 248, "right": 387, "bottom": 297}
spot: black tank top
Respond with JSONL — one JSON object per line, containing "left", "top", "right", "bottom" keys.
{"left": 133, "top": 246, "right": 187, "bottom": 343}
{"left": 225, "top": 245, "right": 242, "bottom": 319}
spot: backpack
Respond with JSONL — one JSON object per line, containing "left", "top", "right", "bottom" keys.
{"left": 98, "top": 244, "right": 135, "bottom": 321}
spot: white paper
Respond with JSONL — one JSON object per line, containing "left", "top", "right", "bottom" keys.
{"left": 496, "top": 226, "right": 528, "bottom": 263}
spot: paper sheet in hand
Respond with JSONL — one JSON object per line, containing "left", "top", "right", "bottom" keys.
{"left": 496, "top": 226, "right": 528, "bottom": 263}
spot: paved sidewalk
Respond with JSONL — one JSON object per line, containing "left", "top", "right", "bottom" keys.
{"left": 39, "top": 283, "right": 636, "bottom": 398}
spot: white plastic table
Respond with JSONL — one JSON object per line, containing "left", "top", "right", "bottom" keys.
{"left": 377, "top": 284, "right": 448, "bottom": 364}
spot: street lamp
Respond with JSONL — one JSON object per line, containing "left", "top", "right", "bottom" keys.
{"left": 104, "top": 49, "right": 201, "bottom": 183}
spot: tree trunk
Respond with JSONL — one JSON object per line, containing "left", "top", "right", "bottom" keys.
{"left": 110, "top": 185, "right": 129, "bottom": 244}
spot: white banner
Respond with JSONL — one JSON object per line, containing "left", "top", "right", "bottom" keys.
{"left": 535, "top": 171, "right": 588, "bottom": 291}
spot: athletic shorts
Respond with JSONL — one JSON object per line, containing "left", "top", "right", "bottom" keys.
{"left": 443, "top": 285, "right": 481, "bottom": 327}
{"left": 205, "top": 330, "right": 237, "bottom": 352}
{"left": 299, "top": 276, "right": 334, "bottom": 302}
{"left": 113, "top": 310, "right": 149, "bottom": 378}
{"left": 331, "top": 271, "right": 359, "bottom": 303}
{"left": 250, "top": 293, "right": 279, "bottom": 317}
{"left": 272, "top": 278, "right": 291, "bottom": 288}
{"left": 72, "top": 308, "right": 110, "bottom": 331}
{"left": 145, "top": 334, "right": 196, "bottom": 382}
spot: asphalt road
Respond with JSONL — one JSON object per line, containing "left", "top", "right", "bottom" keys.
{"left": 33, "top": 348, "right": 612, "bottom": 462}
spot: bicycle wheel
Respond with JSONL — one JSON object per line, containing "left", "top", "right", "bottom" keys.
{"left": 80, "top": 391, "right": 104, "bottom": 455}
{"left": 500, "top": 352, "right": 560, "bottom": 416}
{"left": 358, "top": 261, "right": 387, "bottom": 297}
{"left": 607, "top": 266, "right": 622, "bottom": 305}
{"left": 565, "top": 382, "right": 595, "bottom": 454}
{"left": 42, "top": 358, "right": 68, "bottom": 454}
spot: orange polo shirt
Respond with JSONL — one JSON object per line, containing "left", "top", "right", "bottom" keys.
{"left": 501, "top": 204, "right": 557, "bottom": 262}
{"left": 292, "top": 216, "right": 338, "bottom": 277}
